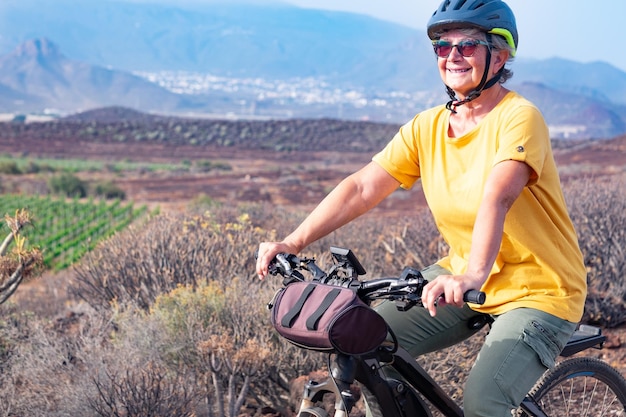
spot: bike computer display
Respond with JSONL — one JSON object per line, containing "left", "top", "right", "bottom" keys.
{"left": 330, "top": 246, "right": 366, "bottom": 276}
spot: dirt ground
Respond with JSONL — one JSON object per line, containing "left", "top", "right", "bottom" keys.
{"left": 4, "top": 132, "right": 625, "bottom": 214}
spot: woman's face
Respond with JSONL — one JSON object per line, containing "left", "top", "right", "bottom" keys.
{"left": 436, "top": 30, "right": 505, "bottom": 98}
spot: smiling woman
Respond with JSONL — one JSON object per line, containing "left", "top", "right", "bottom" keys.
{"left": 256, "top": 1, "right": 588, "bottom": 416}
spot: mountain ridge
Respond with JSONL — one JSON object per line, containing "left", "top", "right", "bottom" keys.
{"left": 0, "top": 38, "right": 195, "bottom": 113}
{"left": 2, "top": 1, "right": 626, "bottom": 138}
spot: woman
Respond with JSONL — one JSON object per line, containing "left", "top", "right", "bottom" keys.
{"left": 256, "top": 0, "right": 587, "bottom": 415}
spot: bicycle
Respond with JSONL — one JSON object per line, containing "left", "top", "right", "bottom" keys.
{"left": 266, "top": 246, "right": 626, "bottom": 417}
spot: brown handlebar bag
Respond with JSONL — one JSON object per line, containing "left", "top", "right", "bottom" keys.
{"left": 269, "top": 281, "right": 388, "bottom": 355}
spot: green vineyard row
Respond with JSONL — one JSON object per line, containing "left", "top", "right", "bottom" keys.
{"left": 0, "top": 194, "right": 153, "bottom": 270}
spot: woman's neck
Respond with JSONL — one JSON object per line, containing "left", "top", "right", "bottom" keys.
{"left": 447, "top": 86, "right": 509, "bottom": 137}
{"left": 454, "top": 85, "right": 508, "bottom": 117}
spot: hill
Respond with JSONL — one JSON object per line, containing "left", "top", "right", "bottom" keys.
{"left": 5, "top": 106, "right": 626, "bottom": 160}
{"left": 1, "top": 107, "right": 399, "bottom": 155}
{"left": 0, "top": 0, "right": 417, "bottom": 79}
{"left": 0, "top": 39, "right": 195, "bottom": 114}
{"left": 3, "top": 0, "right": 626, "bottom": 100}
{"left": 2, "top": 1, "right": 626, "bottom": 137}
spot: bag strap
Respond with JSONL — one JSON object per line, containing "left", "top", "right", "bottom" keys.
{"left": 306, "top": 288, "right": 341, "bottom": 331}
{"left": 281, "top": 283, "right": 316, "bottom": 328}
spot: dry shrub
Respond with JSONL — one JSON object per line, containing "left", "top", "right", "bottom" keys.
{"left": 0, "top": 209, "right": 43, "bottom": 305}
{"left": 65, "top": 203, "right": 438, "bottom": 416}
{"left": 4, "top": 173, "right": 622, "bottom": 417}
{"left": 0, "top": 300, "right": 206, "bottom": 416}
{"left": 564, "top": 174, "right": 626, "bottom": 327}
{"left": 88, "top": 362, "right": 196, "bottom": 417}
{"left": 149, "top": 280, "right": 272, "bottom": 417}
{"left": 284, "top": 207, "right": 444, "bottom": 279}
{"left": 0, "top": 303, "right": 117, "bottom": 417}
{"left": 69, "top": 208, "right": 264, "bottom": 311}
{"left": 146, "top": 273, "right": 324, "bottom": 416}
{"left": 66, "top": 204, "right": 325, "bottom": 416}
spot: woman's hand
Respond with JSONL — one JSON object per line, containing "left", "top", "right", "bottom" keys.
{"left": 421, "top": 272, "right": 485, "bottom": 317}
{"left": 256, "top": 241, "right": 300, "bottom": 279}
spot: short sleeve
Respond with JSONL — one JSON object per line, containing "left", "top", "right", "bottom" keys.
{"left": 494, "top": 104, "right": 550, "bottom": 186}
{"left": 372, "top": 116, "right": 422, "bottom": 189}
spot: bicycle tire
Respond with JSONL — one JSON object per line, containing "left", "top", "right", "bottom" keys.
{"left": 518, "top": 357, "right": 626, "bottom": 416}
{"left": 360, "top": 382, "right": 433, "bottom": 417}
{"left": 298, "top": 406, "right": 328, "bottom": 417}
{"left": 361, "top": 384, "right": 385, "bottom": 417}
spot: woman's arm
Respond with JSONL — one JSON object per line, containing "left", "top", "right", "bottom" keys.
{"left": 256, "top": 161, "right": 401, "bottom": 278}
{"left": 421, "top": 159, "right": 533, "bottom": 316}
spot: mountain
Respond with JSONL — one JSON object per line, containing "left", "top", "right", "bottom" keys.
{"left": 0, "top": 38, "right": 195, "bottom": 113}
{"left": 1, "top": 0, "right": 626, "bottom": 138}
{"left": 511, "top": 58, "right": 626, "bottom": 106}
{"left": 3, "top": 0, "right": 625, "bottom": 101}
{"left": 0, "top": 82, "right": 42, "bottom": 112}
{"left": 514, "top": 82, "right": 626, "bottom": 139}
{"left": 0, "top": 0, "right": 416, "bottom": 78}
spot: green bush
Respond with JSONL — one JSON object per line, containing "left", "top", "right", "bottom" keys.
{"left": 93, "top": 181, "right": 126, "bottom": 200}
{"left": 192, "top": 159, "right": 232, "bottom": 173}
{"left": 0, "top": 161, "right": 21, "bottom": 175}
{"left": 48, "top": 173, "right": 88, "bottom": 198}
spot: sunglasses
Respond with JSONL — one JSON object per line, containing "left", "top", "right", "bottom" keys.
{"left": 432, "top": 39, "right": 490, "bottom": 58}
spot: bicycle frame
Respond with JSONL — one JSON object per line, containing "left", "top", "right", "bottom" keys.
{"left": 272, "top": 249, "right": 616, "bottom": 417}
{"left": 299, "top": 337, "right": 603, "bottom": 417}
{"left": 324, "top": 347, "right": 462, "bottom": 417}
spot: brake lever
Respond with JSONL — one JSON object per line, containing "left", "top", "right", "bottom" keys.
{"left": 268, "top": 253, "right": 306, "bottom": 285}
{"left": 274, "top": 253, "right": 294, "bottom": 275}
{"left": 392, "top": 266, "right": 426, "bottom": 311}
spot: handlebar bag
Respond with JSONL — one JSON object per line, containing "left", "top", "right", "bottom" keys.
{"left": 269, "top": 281, "right": 388, "bottom": 355}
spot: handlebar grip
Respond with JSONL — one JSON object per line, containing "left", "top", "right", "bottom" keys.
{"left": 463, "top": 290, "right": 486, "bottom": 305}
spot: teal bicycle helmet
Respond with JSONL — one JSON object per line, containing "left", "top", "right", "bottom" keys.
{"left": 426, "top": 0, "right": 518, "bottom": 112}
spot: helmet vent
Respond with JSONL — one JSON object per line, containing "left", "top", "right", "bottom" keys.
{"left": 468, "top": 1, "right": 487, "bottom": 10}
{"left": 453, "top": 0, "right": 468, "bottom": 10}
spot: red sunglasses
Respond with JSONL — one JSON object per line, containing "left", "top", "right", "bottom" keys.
{"left": 432, "top": 39, "right": 490, "bottom": 58}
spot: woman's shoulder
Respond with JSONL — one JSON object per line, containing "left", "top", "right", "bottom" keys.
{"left": 494, "top": 90, "right": 547, "bottom": 125}
{"left": 502, "top": 90, "right": 541, "bottom": 112}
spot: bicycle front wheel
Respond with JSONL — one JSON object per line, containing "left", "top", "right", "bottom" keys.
{"left": 521, "top": 357, "right": 626, "bottom": 416}
{"left": 360, "top": 381, "right": 432, "bottom": 417}
{"left": 361, "top": 384, "right": 385, "bottom": 417}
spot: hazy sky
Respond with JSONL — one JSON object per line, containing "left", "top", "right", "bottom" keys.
{"left": 280, "top": 0, "right": 626, "bottom": 72}
{"left": 119, "top": 0, "right": 624, "bottom": 71}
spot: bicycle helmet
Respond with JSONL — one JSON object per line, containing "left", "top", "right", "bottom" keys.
{"left": 427, "top": 0, "right": 517, "bottom": 55}
{"left": 427, "top": 0, "right": 518, "bottom": 112}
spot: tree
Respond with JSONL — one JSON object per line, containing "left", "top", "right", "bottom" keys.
{"left": 0, "top": 209, "right": 43, "bottom": 304}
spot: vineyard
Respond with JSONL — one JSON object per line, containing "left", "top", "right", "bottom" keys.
{"left": 0, "top": 194, "right": 151, "bottom": 270}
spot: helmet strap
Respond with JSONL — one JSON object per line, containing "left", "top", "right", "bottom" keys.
{"left": 445, "top": 34, "right": 502, "bottom": 114}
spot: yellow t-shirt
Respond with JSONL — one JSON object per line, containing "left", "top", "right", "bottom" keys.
{"left": 372, "top": 91, "right": 587, "bottom": 322}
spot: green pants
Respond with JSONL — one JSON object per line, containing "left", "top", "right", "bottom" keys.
{"left": 374, "top": 264, "right": 577, "bottom": 417}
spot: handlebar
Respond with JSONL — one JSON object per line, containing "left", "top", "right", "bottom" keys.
{"left": 356, "top": 277, "right": 484, "bottom": 305}
{"left": 464, "top": 289, "right": 486, "bottom": 305}
{"left": 267, "top": 248, "right": 485, "bottom": 310}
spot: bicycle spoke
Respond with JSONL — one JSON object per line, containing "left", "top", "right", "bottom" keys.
{"left": 537, "top": 374, "right": 625, "bottom": 416}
